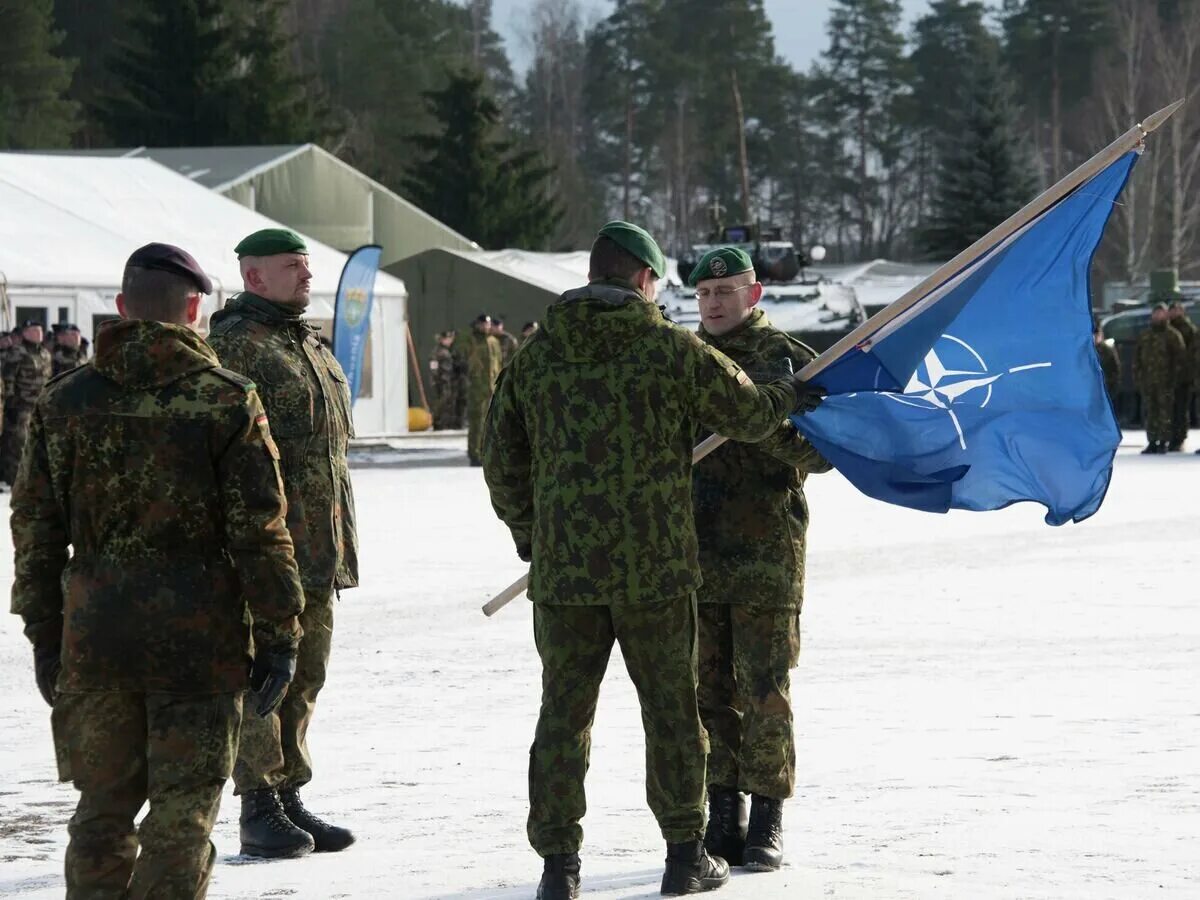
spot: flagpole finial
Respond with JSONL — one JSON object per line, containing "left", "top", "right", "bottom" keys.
{"left": 1140, "top": 98, "right": 1186, "bottom": 137}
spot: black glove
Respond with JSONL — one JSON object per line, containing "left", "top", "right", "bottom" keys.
{"left": 516, "top": 544, "right": 532, "bottom": 563}
{"left": 33, "top": 645, "right": 61, "bottom": 707}
{"left": 790, "top": 375, "right": 826, "bottom": 415}
{"left": 249, "top": 645, "right": 297, "bottom": 718}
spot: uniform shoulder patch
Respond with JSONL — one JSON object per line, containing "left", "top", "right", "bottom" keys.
{"left": 208, "top": 366, "right": 256, "bottom": 392}
{"left": 206, "top": 313, "right": 245, "bottom": 338}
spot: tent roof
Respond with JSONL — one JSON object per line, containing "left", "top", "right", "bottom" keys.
{"left": 123, "top": 145, "right": 308, "bottom": 190}
{"left": 0, "top": 153, "right": 406, "bottom": 315}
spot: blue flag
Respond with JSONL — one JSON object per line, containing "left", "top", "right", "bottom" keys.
{"left": 332, "top": 244, "right": 382, "bottom": 403}
{"left": 793, "top": 151, "right": 1137, "bottom": 525}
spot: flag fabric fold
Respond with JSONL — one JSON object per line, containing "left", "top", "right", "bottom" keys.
{"left": 792, "top": 151, "right": 1138, "bottom": 525}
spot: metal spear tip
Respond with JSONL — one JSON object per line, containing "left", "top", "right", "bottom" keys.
{"left": 1140, "top": 98, "right": 1186, "bottom": 135}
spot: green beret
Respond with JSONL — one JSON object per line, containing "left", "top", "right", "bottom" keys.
{"left": 1149, "top": 268, "right": 1182, "bottom": 301}
{"left": 689, "top": 247, "right": 754, "bottom": 287}
{"left": 235, "top": 228, "right": 308, "bottom": 259}
{"left": 596, "top": 220, "right": 666, "bottom": 278}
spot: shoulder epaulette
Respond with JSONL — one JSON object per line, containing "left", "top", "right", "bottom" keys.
{"left": 208, "top": 366, "right": 256, "bottom": 392}
{"left": 206, "top": 313, "right": 245, "bottom": 338}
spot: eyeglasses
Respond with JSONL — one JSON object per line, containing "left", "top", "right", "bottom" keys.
{"left": 694, "top": 284, "right": 752, "bottom": 300}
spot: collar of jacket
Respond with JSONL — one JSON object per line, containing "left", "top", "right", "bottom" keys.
{"left": 94, "top": 319, "right": 219, "bottom": 389}
{"left": 220, "top": 291, "right": 309, "bottom": 328}
{"left": 698, "top": 307, "right": 769, "bottom": 351}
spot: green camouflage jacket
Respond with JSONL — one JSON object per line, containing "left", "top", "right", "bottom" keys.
{"left": 208, "top": 292, "right": 359, "bottom": 594}
{"left": 1169, "top": 316, "right": 1197, "bottom": 385}
{"left": 10, "top": 319, "right": 304, "bottom": 693}
{"left": 482, "top": 280, "right": 798, "bottom": 606}
{"left": 1133, "top": 322, "right": 1186, "bottom": 390}
{"left": 51, "top": 345, "right": 88, "bottom": 378}
{"left": 5, "top": 341, "right": 52, "bottom": 408}
{"left": 693, "top": 309, "right": 831, "bottom": 610}
{"left": 465, "top": 329, "right": 502, "bottom": 396}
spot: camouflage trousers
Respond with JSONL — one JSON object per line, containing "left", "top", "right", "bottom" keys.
{"left": 466, "top": 387, "right": 492, "bottom": 462}
{"left": 54, "top": 691, "right": 241, "bottom": 900}
{"left": 431, "top": 382, "right": 462, "bottom": 430}
{"left": 1142, "top": 386, "right": 1173, "bottom": 444}
{"left": 234, "top": 589, "right": 334, "bottom": 793}
{"left": 697, "top": 604, "right": 801, "bottom": 800}
{"left": 528, "top": 595, "right": 708, "bottom": 855}
{"left": 1171, "top": 385, "right": 1192, "bottom": 446}
{"left": 1, "top": 405, "right": 31, "bottom": 484}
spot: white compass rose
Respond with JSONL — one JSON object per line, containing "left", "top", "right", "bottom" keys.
{"left": 877, "top": 334, "right": 1052, "bottom": 450}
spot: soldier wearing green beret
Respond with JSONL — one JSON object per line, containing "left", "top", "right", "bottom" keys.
{"left": 483, "top": 222, "right": 826, "bottom": 898}
{"left": 688, "top": 247, "right": 830, "bottom": 873}
{"left": 207, "top": 228, "right": 359, "bottom": 859}
{"left": 1134, "top": 300, "right": 1186, "bottom": 454}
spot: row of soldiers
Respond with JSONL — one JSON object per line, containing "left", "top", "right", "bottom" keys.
{"left": 1128, "top": 271, "right": 1199, "bottom": 453}
{"left": 0, "top": 322, "right": 89, "bottom": 490}
{"left": 428, "top": 314, "right": 538, "bottom": 463}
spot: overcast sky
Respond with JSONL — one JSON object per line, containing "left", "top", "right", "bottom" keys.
{"left": 492, "top": 0, "right": 933, "bottom": 75}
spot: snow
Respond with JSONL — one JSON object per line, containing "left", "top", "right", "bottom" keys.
{"left": 1, "top": 432, "right": 1198, "bottom": 899}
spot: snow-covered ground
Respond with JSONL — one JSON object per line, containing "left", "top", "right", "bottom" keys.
{"left": 1, "top": 432, "right": 1198, "bottom": 899}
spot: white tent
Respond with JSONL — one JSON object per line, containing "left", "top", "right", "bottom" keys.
{"left": 0, "top": 153, "right": 409, "bottom": 435}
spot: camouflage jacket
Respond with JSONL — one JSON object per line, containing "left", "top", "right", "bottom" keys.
{"left": 483, "top": 280, "right": 799, "bottom": 606}
{"left": 5, "top": 341, "right": 52, "bottom": 408}
{"left": 1133, "top": 322, "right": 1186, "bottom": 390}
{"left": 51, "top": 345, "right": 88, "bottom": 377}
{"left": 10, "top": 320, "right": 304, "bottom": 694}
{"left": 465, "top": 330, "right": 502, "bottom": 397}
{"left": 497, "top": 330, "right": 520, "bottom": 366}
{"left": 429, "top": 344, "right": 458, "bottom": 394}
{"left": 693, "top": 310, "right": 831, "bottom": 610}
{"left": 1094, "top": 340, "right": 1120, "bottom": 399}
{"left": 208, "top": 292, "right": 359, "bottom": 595}
{"left": 1169, "top": 316, "right": 1197, "bottom": 384}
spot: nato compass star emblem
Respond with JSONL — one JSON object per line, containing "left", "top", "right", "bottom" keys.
{"left": 879, "top": 334, "right": 1051, "bottom": 450}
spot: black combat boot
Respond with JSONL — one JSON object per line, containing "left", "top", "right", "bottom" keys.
{"left": 1141, "top": 442, "right": 1161, "bottom": 455}
{"left": 279, "top": 787, "right": 355, "bottom": 852}
{"left": 742, "top": 795, "right": 784, "bottom": 871}
{"left": 703, "top": 786, "right": 747, "bottom": 867}
{"left": 239, "top": 788, "right": 315, "bottom": 859}
{"left": 660, "top": 840, "right": 730, "bottom": 895}
{"left": 536, "top": 852, "right": 581, "bottom": 900}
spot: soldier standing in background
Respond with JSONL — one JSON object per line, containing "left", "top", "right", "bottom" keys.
{"left": 1093, "top": 317, "right": 1120, "bottom": 406}
{"left": 521, "top": 321, "right": 540, "bottom": 345}
{"left": 492, "top": 315, "right": 520, "bottom": 366}
{"left": 2, "top": 321, "right": 52, "bottom": 486}
{"left": 429, "top": 330, "right": 462, "bottom": 429}
{"left": 10, "top": 243, "right": 305, "bottom": 899}
{"left": 208, "top": 228, "right": 359, "bottom": 860}
{"left": 464, "top": 313, "right": 501, "bottom": 466}
{"left": 51, "top": 324, "right": 89, "bottom": 376}
{"left": 688, "top": 248, "right": 831, "bottom": 873}
{"left": 1133, "top": 303, "right": 1186, "bottom": 454}
{"left": 1167, "top": 300, "right": 1196, "bottom": 450}
{"left": 483, "top": 221, "right": 825, "bottom": 899}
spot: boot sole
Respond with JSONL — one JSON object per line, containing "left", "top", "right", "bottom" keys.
{"left": 661, "top": 876, "right": 730, "bottom": 895}
{"left": 239, "top": 842, "right": 315, "bottom": 860}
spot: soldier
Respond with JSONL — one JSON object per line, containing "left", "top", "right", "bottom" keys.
{"left": 492, "top": 315, "right": 520, "bottom": 366}
{"left": 1133, "top": 303, "right": 1186, "bottom": 454}
{"left": 1094, "top": 317, "right": 1120, "bottom": 406}
{"left": 429, "top": 330, "right": 462, "bottom": 429}
{"left": 482, "top": 221, "right": 825, "bottom": 899}
{"left": 2, "top": 320, "right": 53, "bottom": 486}
{"left": 1167, "top": 300, "right": 1196, "bottom": 451}
{"left": 10, "top": 243, "right": 305, "bottom": 899}
{"left": 207, "top": 228, "right": 359, "bottom": 859}
{"left": 464, "top": 313, "right": 501, "bottom": 466}
{"left": 51, "top": 323, "right": 89, "bottom": 376}
{"left": 687, "top": 248, "right": 831, "bottom": 873}
{"left": 521, "top": 321, "right": 540, "bottom": 345}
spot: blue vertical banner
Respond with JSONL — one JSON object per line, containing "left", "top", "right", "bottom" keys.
{"left": 332, "top": 244, "right": 382, "bottom": 403}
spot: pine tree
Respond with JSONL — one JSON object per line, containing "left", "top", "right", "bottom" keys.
{"left": 0, "top": 0, "right": 79, "bottom": 148}
{"left": 102, "top": 0, "right": 326, "bottom": 147}
{"left": 920, "top": 50, "right": 1037, "bottom": 259}
{"left": 404, "top": 70, "right": 561, "bottom": 249}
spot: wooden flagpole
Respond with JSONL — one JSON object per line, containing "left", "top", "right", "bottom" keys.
{"left": 482, "top": 100, "right": 1184, "bottom": 618}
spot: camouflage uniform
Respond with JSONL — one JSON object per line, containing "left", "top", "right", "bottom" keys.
{"left": 483, "top": 280, "right": 800, "bottom": 856}
{"left": 1168, "top": 315, "right": 1196, "bottom": 447}
{"left": 2, "top": 340, "right": 52, "bottom": 484}
{"left": 207, "top": 291, "right": 359, "bottom": 795}
{"left": 693, "top": 309, "right": 830, "bottom": 800}
{"left": 1133, "top": 322, "right": 1186, "bottom": 446}
{"left": 496, "top": 329, "right": 520, "bottom": 367}
{"left": 10, "top": 319, "right": 304, "bottom": 899}
{"left": 429, "top": 341, "right": 462, "bottom": 429}
{"left": 1095, "top": 339, "right": 1121, "bottom": 404}
{"left": 52, "top": 344, "right": 89, "bottom": 377}
{"left": 464, "top": 327, "right": 501, "bottom": 463}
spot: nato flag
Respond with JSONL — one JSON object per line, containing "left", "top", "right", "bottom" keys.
{"left": 792, "top": 151, "right": 1137, "bottom": 525}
